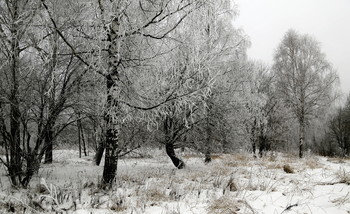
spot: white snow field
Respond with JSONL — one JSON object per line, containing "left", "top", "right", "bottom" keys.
{"left": 0, "top": 149, "right": 349, "bottom": 214}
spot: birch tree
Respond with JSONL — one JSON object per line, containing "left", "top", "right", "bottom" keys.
{"left": 38, "top": 0, "right": 249, "bottom": 186}
{"left": 273, "top": 29, "right": 338, "bottom": 158}
{"left": 94, "top": 0, "right": 207, "bottom": 187}
{"left": 41, "top": 0, "right": 220, "bottom": 186}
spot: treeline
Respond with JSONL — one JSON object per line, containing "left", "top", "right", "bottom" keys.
{"left": 0, "top": 0, "right": 340, "bottom": 189}
{"left": 322, "top": 96, "right": 350, "bottom": 157}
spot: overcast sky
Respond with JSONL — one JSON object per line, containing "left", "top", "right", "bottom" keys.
{"left": 234, "top": 0, "right": 350, "bottom": 95}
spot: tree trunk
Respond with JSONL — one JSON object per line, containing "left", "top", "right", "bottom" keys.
{"left": 9, "top": 96, "right": 22, "bottom": 186}
{"left": 95, "top": 140, "right": 105, "bottom": 166}
{"left": 258, "top": 135, "right": 266, "bottom": 158}
{"left": 81, "top": 124, "right": 87, "bottom": 156}
{"left": 252, "top": 141, "right": 257, "bottom": 158}
{"left": 100, "top": 8, "right": 123, "bottom": 188}
{"left": 102, "top": 123, "right": 119, "bottom": 186}
{"left": 299, "top": 116, "right": 305, "bottom": 158}
{"left": 94, "top": 94, "right": 105, "bottom": 165}
{"left": 222, "top": 140, "right": 229, "bottom": 154}
{"left": 164, "top": 115, "right": 185, "bottom": 169}
{"left": 204, "top": 101, "right": 212, "bottom": 163}
{"left": 93, "top": 123, "right": 98, "bottom": 150}
{"left": 44, "top": 24, "right": 58, "bottom": 165}
{"left": 0, "top": 103, "right": 9, "bottom": 164}
{"left": 204, "top": 150, "right": 211, "bottom": 163}
{"left": 8, "top": 1, "right": 23, "bottom": 186}
{"left": 76, "top": 83, "right": 87, "bottom": 157}
{"left": 101, "top": 75, "right": 120, "bottom": 187}
{"left": 165, "top": 143, "right": 185, "bottom": 169}
{"left": 22, "top": 152, "right": 41, "bottom": 187}
{"left": 44, "top": 129, "right": 54, "bottom": 164}
{"left": 77, "top": 118, "right": 82, "bottom": 158}
{"left": 251, "top": 118, "right": 257, "bottom": 158}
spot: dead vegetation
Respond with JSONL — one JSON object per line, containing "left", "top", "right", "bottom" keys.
{"left": 336, "top": 168, "right": 350, "bottom": 185}
{"left": 0, "top": 151, "right": 349, "bottom": 213}
{"left": 207, "top": 196, "right": 241, "bottom": 214}
{"left": 283, "top": 164, "right": 294, "bottom": 173}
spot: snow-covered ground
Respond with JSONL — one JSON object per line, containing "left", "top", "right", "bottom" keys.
{"left": 0, "top": 149, "right": 349, "bottom": 213}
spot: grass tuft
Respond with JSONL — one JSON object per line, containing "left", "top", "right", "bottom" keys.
{"left": 336, "top": 168, "right": 350, "bottom": 185}
{"left": 207, "top": 196, "right": 240, "bottom": 214}
{"left": 283, "top": 164, "right": 294, "bottom": 174}
{"left": 304, "top": 157, "right": 323, "bottom": 169}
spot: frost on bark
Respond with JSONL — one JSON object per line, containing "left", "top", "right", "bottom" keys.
{"left": 101, "top": 13, "right": 122, "bottom": 185}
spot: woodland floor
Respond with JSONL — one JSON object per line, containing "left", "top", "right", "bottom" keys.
{"left": 0, "top": 149, "right": 350, "bottom": 214}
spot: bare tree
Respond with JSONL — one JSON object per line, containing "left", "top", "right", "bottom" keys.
{"left": 327, "top": 94, "right": 350, "bottom": 157}
{"left": 242, "top": 62, "right": 290, "bottom": 157}
{"left": 273, "top": 29, "right": 338, "bottom": 158}
{"left": 0, "top": 0, "right": 90, "bottom": 187}
{"left": 95, "top": 0, "right": 207, "bottom": 187}
{"left": 328, "top": 107, "right": 350, "bottom": 156}
{"left": 38, "top": 0, "right": 249, "bottom": 187}
{"left": 0, "top": 0, "right": 41, "bottom": 187}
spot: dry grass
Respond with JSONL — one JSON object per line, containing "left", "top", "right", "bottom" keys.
{"left": 336, "top": 168, "right": 350, "bottom": 185}
{"left": 109, "top": 195, "right": 127, "bottom": 212}
{"left": 1, "top": 150, "right": 348, "bottom": 213}
{"left": 304, "top": 157, "right": 324, "bottom": 169}
{"left": 211, "top": 154, "right": 223, "bottom": 160}
{"left": 327, "top": 157, "right": 350, "bottom": 164}
{"left": 266, "top": 162, "right": 283, "bottom": 169}
{"left": 182, "top": 154, "right": 223, "bottom": 160}
{"left": 233, "top": 153, "right": 250, "bottom": 162}
{"left": 182, "top": 154, "right": 202, "bottom": 159}
{"left": 331, "top": 192, "right": 350, "bottom": 205}
{"left": 267, "top": 153, "right": 277, "bottom": 162}
{"left": 283, "top": 164, "right": 294, "bottom": 173}
{"left": 207, "top": 196, "right": 240, "bottom": 214}
{"left": 221, "top": 153, "right": 253, "bottom": 168}
{"left": 239, "top": 168, "right": 278, "bottom": 192}
{"left": 145, "top": 187, "right": 169, "bottom": 202}
{"left": 222, "top": 160, "right": 241, "bottom": 168}
{"left": 226, "top": 177, "right": 238, "bottom": 192}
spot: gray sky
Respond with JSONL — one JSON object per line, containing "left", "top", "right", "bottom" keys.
{"left": 234, "top": 0, "right": 350, "bottom": 95}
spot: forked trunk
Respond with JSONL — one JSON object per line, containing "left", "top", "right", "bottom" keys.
{"left": 22, "top": 152, "right": 41, "bottom": 187}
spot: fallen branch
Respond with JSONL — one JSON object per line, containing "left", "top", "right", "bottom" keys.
{"left": 281, "top": 203, "right": 298, "bottom": 213}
